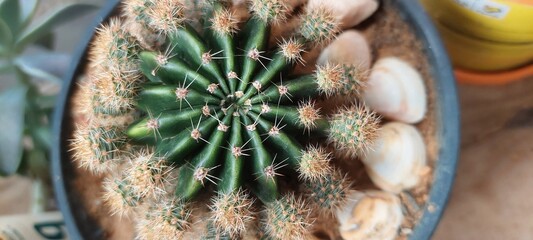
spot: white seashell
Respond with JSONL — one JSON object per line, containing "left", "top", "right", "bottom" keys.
{"left": 336, "top": 191, "right": 403, "bottom": 240}
{"left": 308, "top": 0, "right": 379, "bottom": 29}
{"left": 362, "top": 122, "right": 427, "bottom": 193}
{"left": 363, "top": 57, "right": 427, "bottom": 124}
{"left": 317, "top": 30, "right": 372, "bottom": 71}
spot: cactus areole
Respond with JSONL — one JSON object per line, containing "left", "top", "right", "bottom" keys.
{"left": 72, "top": 0, "right": 381, "bottom": 238}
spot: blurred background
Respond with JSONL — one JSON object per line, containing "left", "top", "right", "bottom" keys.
{"left": 0, "top": 0, "right": 105, "bottom": 214}
{"left": 422, "top": 0, "right": 533, "bottom": 239}
{"left": 0, "top": 0, "right": 532, "bottom": 239}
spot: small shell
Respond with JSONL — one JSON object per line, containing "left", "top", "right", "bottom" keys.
{"left": 308, "top": 0, "right": 379, "bottom": 29}
{"left": 336, "top": 191, "right": 403, "bottom": 240}
{"left": 362, "top": 122, "right": 427, "bottom": 193}
{"left": 363, "top": 57, "right": 427, "bottom": 124}
{"left": 317, "top": 30, "right": 372, "bottom": 71}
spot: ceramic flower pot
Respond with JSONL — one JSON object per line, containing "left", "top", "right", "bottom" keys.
{"left": 52, "top": 0, "right": 460, "bottom": 239}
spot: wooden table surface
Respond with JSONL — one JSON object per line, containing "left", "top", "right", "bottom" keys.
{"left": 433, "top": 77, "right": 533, "bottom": 240}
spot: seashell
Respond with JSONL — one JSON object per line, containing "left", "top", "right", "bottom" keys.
{"left": 362, "top": 122, "right": 427, "bottom": 193}
{"left": 308, "top": 0, "right": 379, "bottom": 29}
{"left": 336, "top": 191, "right": 403, "bottom": 240}
{"left": 363, "top": 57, "right": 427, "bottom": 124}
{"left": 317, "top": 30, "right": 372, "bottom": 71}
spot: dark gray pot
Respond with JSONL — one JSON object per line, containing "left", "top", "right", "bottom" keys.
{"left": 52, "top": 0, "right": 460, "bottom": 239}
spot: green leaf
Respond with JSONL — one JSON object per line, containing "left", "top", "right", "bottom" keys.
{"left": 14, "top": 60, "right": 60, "bottom": 83}
{"left": 35, "top": 94, "right": 57, "bottom": 110}
{"left": 14, "top": 51, "right": 70, "bottom": 84}
{"left": 19, "top": 0, "right": 38, "bottom": 29}
{"left": 0, "top": 85, "right": 28, "bottom": 175}
{"left": 32, "top": 126, "right": 52, "bottom": 150}
{"left": 0, "top": 0, "right": 21, "bottom": 37}
{"left": 15, "top": 3, "right": 98, "bottom": 50}
{"left": 20, "top": 148, "right": 49, "bottom": 178}
{"left": 0, "top": 59, "right": 12, "bottom": 73}
{"left": 0, "top": 17, "right": 13, "bottom": 50}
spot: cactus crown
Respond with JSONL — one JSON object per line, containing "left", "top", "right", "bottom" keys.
{"left": 71, "top": 0, "right": 381, "bottom": 238}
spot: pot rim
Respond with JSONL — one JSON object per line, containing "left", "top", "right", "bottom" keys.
{"left": 51, "top": 2, "right": 121, "bottom": 239}
{"left": 393, "top": 0, "right": 460, "bottom": 239}
{"left": 51, "top": 0, "right": 460, "bottom": 239}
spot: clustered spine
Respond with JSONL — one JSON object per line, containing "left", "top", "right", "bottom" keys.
{"left": 70, "top": 0, "right": 379, "bottom": 239}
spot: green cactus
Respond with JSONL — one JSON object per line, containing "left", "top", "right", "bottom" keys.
{"left": 328, "top": 105, "right": 381, "bottom": 157}
{"left": 70, "top": 0, "right": 382, "bottom": 238}
{"left": 136, "top": 198, "right": 193, "bottom": 239}
{"left": 262, "top": 193, "right": 312, "bottom": 239}
{"left": 209, "top": 189, "right": 255, "bottom": 237}
{"left": 305, "top": 169, "right": 352, "bottom": 216}
{"left": 298, "top": 145, "right": 333, "bottom": 181}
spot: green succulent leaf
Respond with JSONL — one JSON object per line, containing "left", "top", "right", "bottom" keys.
{"left": 19, "top": 0, "right": 38, "bottom": 30}
{"left": 32, "top": 126, "right": 52, "bottom": 150}
{"left": 14, "top": 50, "right": 70, "bottom": 84}
{"left": 15, "top": 3, "right": 98, "bottom": 50}
{"left": 0, "top": 17, "right": 13, "bottom": 51}
{"left": 0, "top": 85, "right": 27, "bottom": 175}
{"left": 34, "top": 94, "right": 56, "bottom": 111}
{"left": 21, "top": 147, "right": 49, "bottom": 178}
{"left": 0, "top": 0, "right": 21, "bottom": 38}
{"left": 0, "top": 59, "right": 12, "bottom": 73}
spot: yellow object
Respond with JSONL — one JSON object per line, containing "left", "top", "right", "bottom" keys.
{"left": 423, "top": 0, "right": 533, "bottom": 43}
{"left": 421, "top": 0, "right": 533, "bottom": 72}
{"left": 437, "top": 24, "right": 533, "bottom": 71}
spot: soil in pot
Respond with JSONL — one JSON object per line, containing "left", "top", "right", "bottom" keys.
{"left": 62, "top": 1, "right": 439, "bottom": 239}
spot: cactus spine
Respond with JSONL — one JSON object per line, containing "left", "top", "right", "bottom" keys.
{"left": 70, "top": 0, "right": 381, "bottom": 238}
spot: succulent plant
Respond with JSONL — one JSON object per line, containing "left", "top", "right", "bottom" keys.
{"left": 0, "top": 0, "right": 96, "bottom": 214}
{"left": 71, "top": 0, "right": 382, "bottom": 238}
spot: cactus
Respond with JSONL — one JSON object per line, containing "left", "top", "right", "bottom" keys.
{"left": 328, "top": 105, "right": 380, "bottom": 157}
{"left": 304, "top": 169, "right": 352, "bottom": 216}
{"left": 70, "top": 0, "right": 382, "bottom": 238}
{"left": 262, "top": 193, "right": 312, "bottom": 239}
